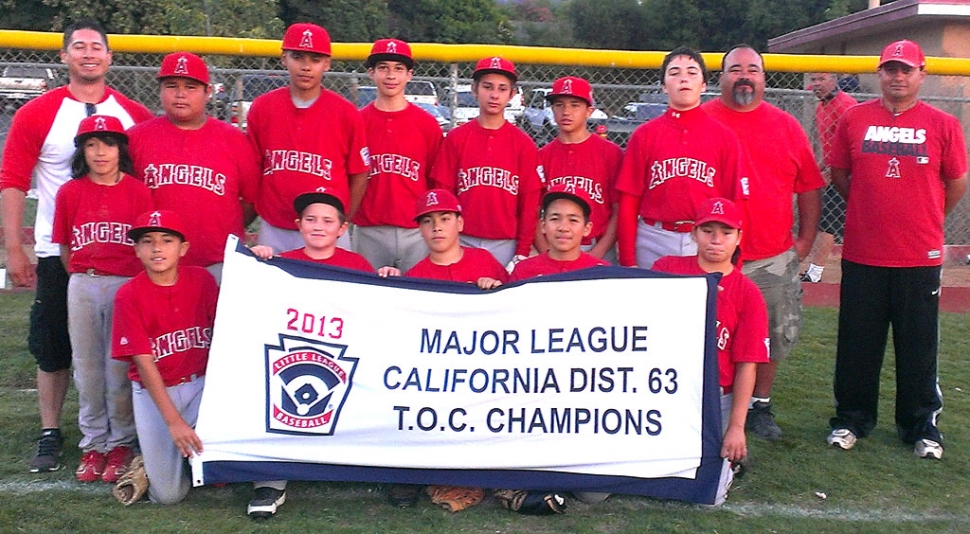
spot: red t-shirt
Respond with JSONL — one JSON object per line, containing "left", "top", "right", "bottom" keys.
{"left": 829, "top": 99, "right": 968, "bottom": 267}
{"left": 539, "top": 134, "right": 622, "bottom": 244}
{"left": 430, "top": 120, "right": 543, "bottom": 256}
{"left": 405, "top": 246, "right": 508, "bottom": 283}
{"left": 112, "top": 266, "right": 219, "bottom": 383}
{"left": 816, "top": 90, "right": 857, "bottom": 166}
{"left": 128, "top": 116, "right": 260, "bottom": 267}
{"left": 508, "top": 252, "right": 608, "bottom": 282}
{"left": 354, "top": 103, "right": 443, "bottom": 229}
{"left": 652, "top": 255, "right": 769, "bottom": 388}
{"left": 247, "top": 87, "right": 370, "bottom": 229}
{"left": 704, "top": 99, "right": 825, "bottom": 260}
{"left": 51, "top": 175, "right": 153, "bottom": 276}
{"left": 280, "top": 247, "right": 376, "bottom": 272}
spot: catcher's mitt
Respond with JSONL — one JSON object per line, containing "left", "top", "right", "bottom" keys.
{"left": 494, "top": 489, "right": 567, "bottom": 515}
{"left": 112, "top": 455, "right": 149, "bottom": 506}
{"left": 426, "top": 485, "right": 484, "bottom": 512}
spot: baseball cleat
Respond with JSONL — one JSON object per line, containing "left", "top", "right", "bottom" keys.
{"left": 29, "top": 429, "right": 64, "bottom": 473}
{"left": 248, "top": 487, "right": 286, "bottom": 519}
{"left": 827, "top": 428, "right": 857, "bottom": 450}
{"left": 746, "top": 401, "right": 783, "bottom": 441}
{"left": 914, "top": 438, "right": 943, "bottom": 460}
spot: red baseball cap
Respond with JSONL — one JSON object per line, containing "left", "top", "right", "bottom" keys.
{"left": 414, "top": 189, "right": 462, "bottom": 221}
{"left": 473, "top": 56, "right": 517, "bottom": 83}
{"left": 282, "top": 22, "right": 332, "bottom": 56}
{"left": 367, "top": 38, "right": 413, "bottom": 70}
{"left": 694, "top": 197, "right": 743, "bottom": 230}
{"left": 294, "top": 187, "right": 345, "bottom": 217}
{"left": 157, "top": 52, "right": 209, "bottom": 85}
{"left": 878, "top": 40, "right": 925, "bottom": 69}
{"left": 543, "top": 182, "right": 592, "bottom": 219}
{"left": 546, "top": 76, "right": 594, "bottom": 107}
{"left": 74, "top": 115, "right": 126, "bottom": 146}
{"left": 128, "top": 210, "right": 187, "bottom": 242}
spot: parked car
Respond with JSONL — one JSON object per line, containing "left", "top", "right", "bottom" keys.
{"left": 0, "top": 65, "right": 58, "bottom": 110}
{"left": 414, "top": 102, "right": 451, "bottom": 132}
{"left": 207, "top": 81, "right": 228, "bottom": 118}
{"left": 226, "top": 74, "right": 289, "bottom": 130}
{"left": 354, "top": 85, "right": 378, "bottom": 108}
{"left": 404, "top": 80, "right": 439, "bottom": 106}
{"left": 518, "top": 87, "right": 608, "bottom": 145}
{"left": 442, "top": 84, "right": 480, "bottom": 126}
{"left": 599, "top": 95, "right": 667, "bottom": 147}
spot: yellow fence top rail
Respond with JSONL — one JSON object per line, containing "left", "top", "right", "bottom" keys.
{"left": 3, "top": 30, "right": 969, "bottom": 76}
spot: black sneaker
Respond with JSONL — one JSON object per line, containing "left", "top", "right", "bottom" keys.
{"left": 247, "top": 487, "right": 286, "bottom": 519}
{"left": 387, "top": 484, "right": 422, "bottom": 508}
{"left": 29, "top": 429, "right": 63, "bottom": 473}
{"left": 745, "top": 401, "right": 782, "bottom": 441}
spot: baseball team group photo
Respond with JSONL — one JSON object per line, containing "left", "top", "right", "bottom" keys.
{"left": 2, "top": 6, "right": 970, "bottom": 532}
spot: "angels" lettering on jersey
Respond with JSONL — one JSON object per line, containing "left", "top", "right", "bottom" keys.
{"left": 264, "top": 150, "right": 333, "bottom": 180}
{"left": 143, "top": 163, "right": 227, "bottom": 196}
{"left": 370, "top": 153, "right": 421, "bottom": 181}
{"left": 151, "top": 326, "right": 213, "bottom": 361}
{"left": 548, "top": 176, "right": 605, "bottom": 204}
{"left": 457, "top": 166, "right": 520, "bottom": 195}
{"left": 648, "top": 157, "right": 716, "bottom": 190}
{"left": 71, "top": 222, "right": 134, "bottom": 251}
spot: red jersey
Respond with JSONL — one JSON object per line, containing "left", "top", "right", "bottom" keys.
{"left": 615, "top": 106, "right": 748, "bottom": 222}
{"left": 51, "top": 175, "right": 152, "bottom": 276}
{"left": 405, "top": 246, "right": 508, "bottom": 283}
{"left": 704, "top": 99, "right": 825, "bottom": 261}
{"left": 539, "top": 134, "right": 622, "bottom": 244}
{"left": 247, "top": 87, "right": 370, "bottom": 229}
{"left": 354, "top": 103, "right": 443, "bottom": 229}
{"left": 128, "top": 116, "right": 260, "bottom": 267}
{"left": 280, "top": 247, "right": 376, "bottom": 272}
{"left": 508, "top": 252, "right": 608, "bottom": 282}
{"left": 0, "top": 86, "right": 152, "bottom": 258}
{"left": 112, "top": 266, "right": 219, "bottom": 383}
{"left": 652, "top": 255, "right": 769, "bottom": 388}
{"left": 430, "top": 120, "right": 543, "bottom": 256}
{"left": 830, "top": 99, "right": 968, "bottom": 267}
{"left": 817, "top": 90, "right": 857, "bottom": 166}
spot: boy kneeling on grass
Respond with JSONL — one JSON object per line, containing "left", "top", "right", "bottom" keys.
{"left": 111, "top": 210, "right": 218, "bottom": 504}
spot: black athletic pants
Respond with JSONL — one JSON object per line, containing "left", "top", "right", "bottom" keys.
{"left": 830, "top": 260, "right": 943, "bottom": 445}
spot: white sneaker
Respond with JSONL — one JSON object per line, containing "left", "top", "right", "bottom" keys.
{"left": 914, "top": 439, "right": 943, "bottom": 459}
{"left": 827, "top": 428, "right": 857, "bottom": 450}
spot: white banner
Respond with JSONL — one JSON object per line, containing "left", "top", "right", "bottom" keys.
{"left": 191, "top": 237, "right": 726, "bottom": 503}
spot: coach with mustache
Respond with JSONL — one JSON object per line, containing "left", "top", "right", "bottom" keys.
{"left": 703, "top": 45, "right": 824, "bottom": 443}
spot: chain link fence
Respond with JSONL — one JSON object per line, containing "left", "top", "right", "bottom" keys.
{"left": 2, "top": 45, "right": 970, "bottom": 246}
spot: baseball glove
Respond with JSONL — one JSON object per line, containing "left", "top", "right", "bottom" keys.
{"left": 112, "top": 455, "right": 149, "bottom": 506}
{"left": 494, "top": 489, "right": 567, "bottom": 515}
{"left": 425, "top": 485, "right": 484, "bottom": 512}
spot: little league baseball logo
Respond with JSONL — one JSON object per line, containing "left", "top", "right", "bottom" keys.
{"left": 265, "top": 335, "right": 358, "bottom": 436}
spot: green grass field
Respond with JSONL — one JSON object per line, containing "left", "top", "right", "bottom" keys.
{"left": 2, "top": 291, "right": 968, "bottom": 533}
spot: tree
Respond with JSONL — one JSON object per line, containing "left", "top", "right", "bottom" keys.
{"left": 387, "top": 0, "right": 513, "bottom": 44}
{"left": 41, "top": 0, "right": 283, "bottom": 38}
{"left": 500, "top": 0, "right": 575, "bottom": 47}
{"left": 568, "top": 0, "right": 648, "bottom": 50}
{"left": 278, "top": 0, "right": 388, "bottom": 42}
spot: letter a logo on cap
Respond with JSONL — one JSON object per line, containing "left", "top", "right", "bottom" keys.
{"left": 149, "top": 211, "right": 162, "bottom": 226}
{"left": 95, "top": 117, "right": 107, "bottom": 130}
{"left": 563, "top": 182, "right": 577, "bottom": 194}
{"left": 563, "top": 78, "right": 573, "bottom": 94}
{"left": 386, "top": 41, "right": 397, "bottom": 54}
{"left": 426, "top": 191, "right": 439, "bottom": 207}
{"left": 893, "top": 44, "right": 904, "bottom": 57}
{"left": 711, "top": 200, "right": 725, "bottom": 215}
{"left": 175, "top": 55, "right": 189, "bottom": 75}
{"left": 300, "top": 29, "right": 313, "bottom": 49}
{"left": 490, "top": 57, "right": 501, "bottom": 69}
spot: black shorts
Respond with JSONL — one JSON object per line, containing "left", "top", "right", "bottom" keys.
{"left": 818, "top": 184, "right": 846, "bottom": 238}
{"left": 28, "top": 257, "right": 72, "bottom": 372}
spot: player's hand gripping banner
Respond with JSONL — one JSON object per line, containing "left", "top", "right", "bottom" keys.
{"left": 192, "top": 236, "right": 727, "bottom": 504}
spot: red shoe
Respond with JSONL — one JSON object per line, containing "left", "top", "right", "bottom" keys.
{"left": 102, "top": 446, "right": 134, "bottom": 483}
{"left": 76, "top": 450, "right": 107, "bottom": 483}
